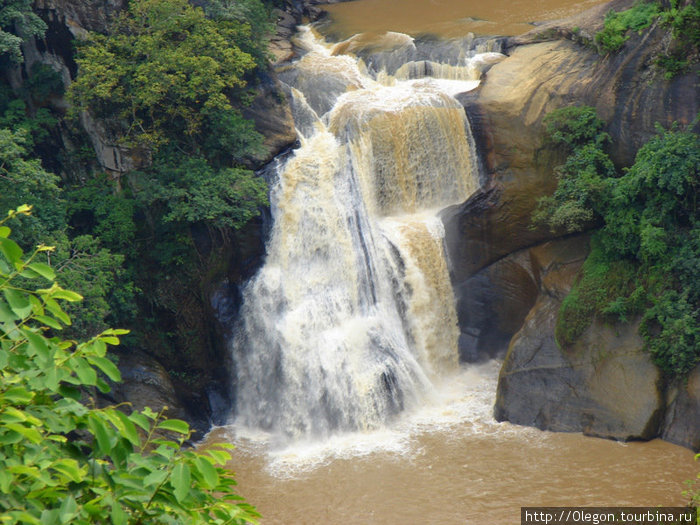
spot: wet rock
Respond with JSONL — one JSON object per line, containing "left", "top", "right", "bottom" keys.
{"left": 242, "top": 71, "right": 297, "bottom": 165}
{"left": 663, "top": 366, "right": 700, "bottom": 451}
{"left": 494, "top": 237, "right": 666, "bottom": 441}
{"left": 453, "top": 250, "right": 538, "bottom": 362}
{"left": 107, "top": 351, "right": 190, "bottom": 423}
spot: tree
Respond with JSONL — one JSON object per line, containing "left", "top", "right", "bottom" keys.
{"left": 0, "top": 0, "right": 46, "bottom": 63}
{"left": 68, "top": 0, "right": 261, "bottom": 158}
{"left": 0, "top": 205, "right": 259, "bottom": 524}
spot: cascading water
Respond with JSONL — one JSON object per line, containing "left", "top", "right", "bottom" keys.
{"left": 231, "top": 27, "right": 500, "bottom": 440}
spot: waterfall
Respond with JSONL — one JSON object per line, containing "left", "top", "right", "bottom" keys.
{"left": 231, "top": 27, "right": 494, "bottom": 440}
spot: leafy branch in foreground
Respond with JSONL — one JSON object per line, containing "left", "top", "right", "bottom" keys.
{"left": 0, "top": 205, "right": 259, "bottom": 524}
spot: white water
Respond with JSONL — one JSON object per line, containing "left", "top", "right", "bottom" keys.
{"left": 230, "top": 27, "right": 491, "bottom": 441}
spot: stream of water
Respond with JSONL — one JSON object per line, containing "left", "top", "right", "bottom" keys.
{"left": 205, "top": 6, "right": 698, "bottom": 523}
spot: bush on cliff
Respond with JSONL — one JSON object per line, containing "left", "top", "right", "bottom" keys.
{"left": 534, "top": 106, "right": 700, "bottom": 376}
{"left": 594, "top": 0, "right": 700, "bottom": 77}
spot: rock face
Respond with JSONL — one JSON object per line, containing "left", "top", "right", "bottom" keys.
{"left": 442, "top": 0, "right": 700, "bottom": 449}
{"left": 662, "top": 367, "right": 700, "bottom": 450}
{"left": 445, "top": 0, "right": 699, "bottom": 279}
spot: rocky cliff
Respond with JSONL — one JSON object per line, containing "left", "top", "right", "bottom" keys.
{"left": 442, "top": 0, "right": 700, "bottom": 449}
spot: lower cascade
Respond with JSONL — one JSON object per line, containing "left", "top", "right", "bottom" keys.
{"left": 230, "top": 27, "right": 494, "bottom": 439}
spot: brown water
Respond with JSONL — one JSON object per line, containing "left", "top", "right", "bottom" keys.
{"left": 322, "top": 0, "right": 609, "bottom": 38}
{"left": 205, "top": 363, "right": 698, "bottom": 524}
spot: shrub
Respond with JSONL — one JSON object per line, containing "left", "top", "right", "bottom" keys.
{"left": 595, "top": 1, "right": 660, "bottom": 53}
{"left": 536, "top": 106, "right": 700, "bottom": 376}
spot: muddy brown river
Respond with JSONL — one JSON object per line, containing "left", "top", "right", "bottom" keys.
{"left": 206, "top": 364, "right": 697, "bottom": 524}
{"left": 321, "top": 0, "right": 609, "bottom": 38}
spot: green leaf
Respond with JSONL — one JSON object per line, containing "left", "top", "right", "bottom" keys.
{"left": 21, "top": 328, "right": 50, "bottom": 361}
{"left": 129, "top": 412, "right": 151, "bottom": 431}
{"left": 11, "top": 511, "right": 41, "bottom": 525}
{"left": 6, "top": 423, "right": 42, "bottom": 444}
{"left": 72, "top": 356, "right": 97, "bottom": 385}
{"left": 0, "top": 468, "right": 12, "bottom": 494}
{"left": 0, "top": 236, "right": 23, "bottom": 264}
{"left": 111, "top": 500, "right": 127, "bottom": 525}
{"left": 0, "top": 298, "right": 17, "bottom": 322}
{"left": 0, "top": 226, "right": 10, "bottom": 238}
{"left": 59, "top": 495, "right": 78, "bottom": 524}
{"left": 44, "top": 298, "right": 70, "bottom": 325}
{"left": 194, "top": 456, "right": 219, "bottom": 489}
{"left": 86, "top": 355, "right": 121, "bottom": 382}
{"left": 156, "top": 419, "right": 190, "bottom": 435}
{"left": 206, "top": 448, "right": 231, "bottom": 465}
{"left": 34, "top": 314, "right": 63, "bottom": 330}
{"left": 2, "top": 386, "right": 34, "bottom": 404}
{"left": 102, "top": 328, "right": 130, "bottom": 336}
{"left": 0, "top": 430, "right": 23, "bottom": 444}
{"left": 51, "top": 459, "right": 83, "bottom": 483}
{"left": 96, "top": 376, "right": 111, "bottom": 393}
{"left": 19, "top": 267, "right": 40, "bottom": 279}
{"left": 87, "top": 414, "right": 113, "bottom": 455}
{"left": 4, "top": 288, "right": 32, "bottom": 318}
{"left": 0, "top": 406, "right": 28, "bottom": 423}
{"left": 143, "top": 468, "right": 168, "bottom": 487}
{"left": 40, "top": 509, "right": 61, "bottom": 525}
{"left": 171, "top": 462, "right": 191, "bottom": 503}
{"left": 114, "top": 410, "right": 140, "bottom": 447}
{"left": 51, "top": 288, "right": 83, "bottom": 302}
{"left": 27, "top": 262, "right": 55, "bottom": 281}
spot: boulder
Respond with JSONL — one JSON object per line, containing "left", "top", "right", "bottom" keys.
{"left": 440, "top": 0, "right": 699, "bottom": 448}
{"left": 242, "top": 71, "right": 298, "bottom": 165}
{"left": 663, "top": 366, "right": 700, "bottom": 450}
{"left": 494, "top": 237, "right": 666, "bottom": 441}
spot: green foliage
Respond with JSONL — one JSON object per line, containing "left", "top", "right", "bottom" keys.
{"left": 595, "top": 1, "right": 660, "bottom": 53}
{"left": 543, "top": 105, "right": 611, "bottom": 150}
{"left": 0, "top": 128, "right": 135, "bottom": 340}
{"left": 0, "top": 206, "right": 260, "bottom": 524}
{"left": 555, "top": 243, "right": 643, "bottom": 347}
{"left": 69, "top": 0, "right": 261, "bottom": 157}
{"left": 0, "top": 0, "right": 46, "bottom": 63}
{"left": 0, "top": 128, "right": 64, "bottom": 247}
{"left": 65, "top": 175, "right": 137, "bottom": 254}
{"left": 660, "top": 0, "right": 700, "bottom": 46}
{"left": 24, "top": 63, "right": 65, "bottom": 103}
{"left": 533, "top": 106, "right": 615, "bottom": 234}
{"left": 137, "top": 155, "right": 268, "bottom": 230}
{"left": 537, "top": 106, "right": 700, "bottom": 376}
{"left": 204, "top": 0, "right": 275, "bottom": 68}
{"left": 593, "top": 0, "right": 699, "bottom": 76}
